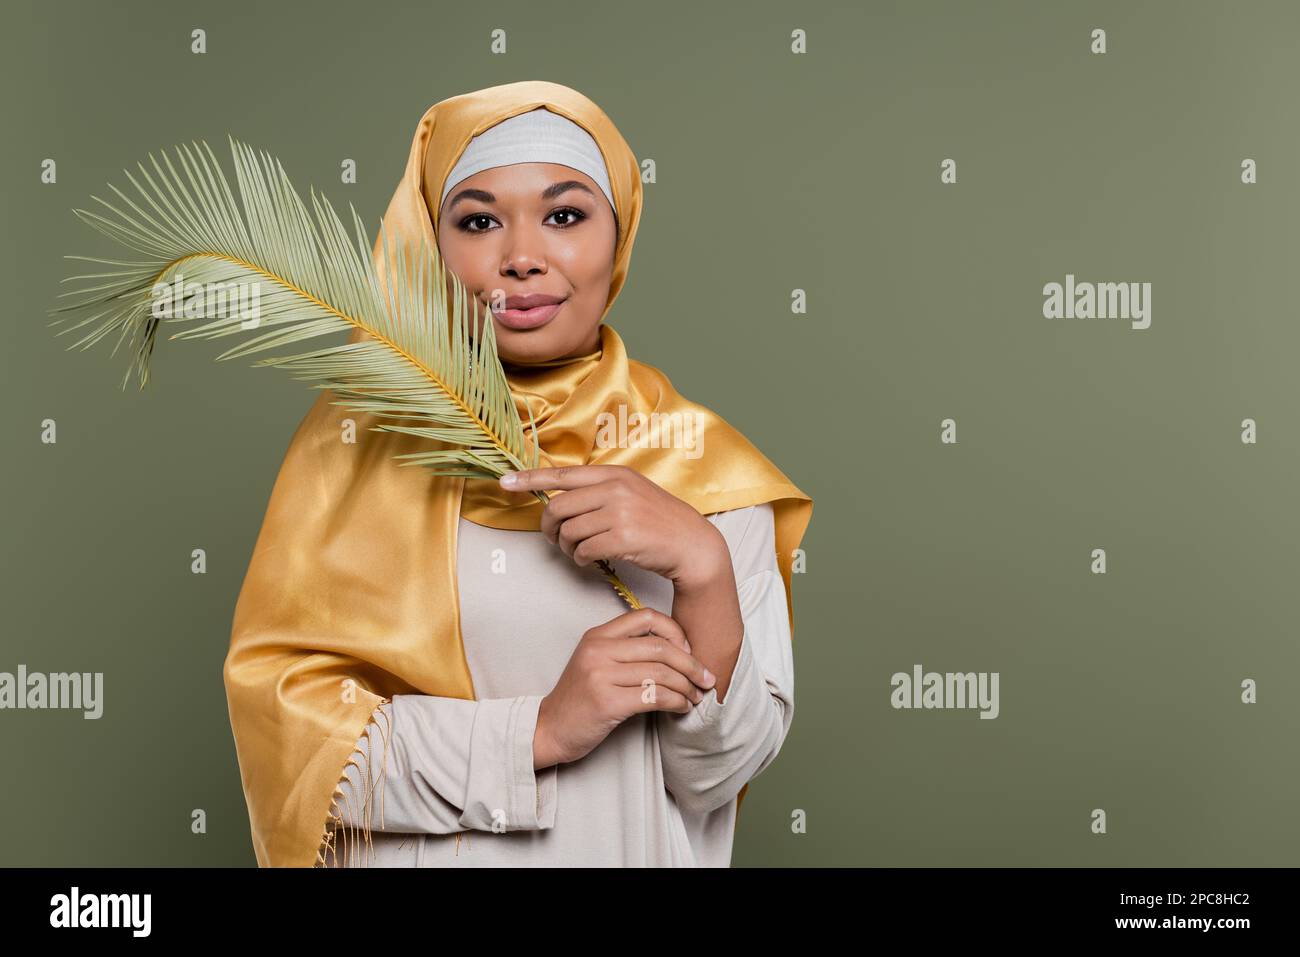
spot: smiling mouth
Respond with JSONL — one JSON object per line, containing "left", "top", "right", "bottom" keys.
{"left": 491, "top": 299, "right": 566, "bottom": 331}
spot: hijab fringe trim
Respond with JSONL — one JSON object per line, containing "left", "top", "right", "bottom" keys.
{"left": 311, "top": 698, "right": 492, "bottom": 866}
{"left": 314, "top": 698, "right": 394, "bottom": 868}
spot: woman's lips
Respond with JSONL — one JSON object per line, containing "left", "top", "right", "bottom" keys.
{"left": 493, "top": 300, "right": 564, "bottom": 330}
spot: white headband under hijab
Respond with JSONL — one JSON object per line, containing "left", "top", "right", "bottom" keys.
{"left": 438, "top": 107, "right": 617, "bottom": 215}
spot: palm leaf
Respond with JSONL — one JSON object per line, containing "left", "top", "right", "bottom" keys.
{"left": 46, "top": 136, "right": 642, "bottom": 610}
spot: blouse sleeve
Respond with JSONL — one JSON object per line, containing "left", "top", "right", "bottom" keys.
{"left": 654, "top": 502, "right": 796, "bottom": 817}
{"left": 333, "top": 692, "right": 558, "bottom": 835}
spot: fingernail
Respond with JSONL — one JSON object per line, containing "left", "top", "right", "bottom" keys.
{"left": 500, "top": 472, "right": 517, "bottom": 487}
{"left": 702, "top": 669, "right": 715, "bottom": 687}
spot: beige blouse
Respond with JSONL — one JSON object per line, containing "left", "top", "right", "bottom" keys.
{"left": 325, "top": 501, "right": 794, "bottom": 867}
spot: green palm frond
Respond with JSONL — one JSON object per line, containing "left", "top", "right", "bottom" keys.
{"left": 47, "top": 136, "right": 642, "bottom": 610}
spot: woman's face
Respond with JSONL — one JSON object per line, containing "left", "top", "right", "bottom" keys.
{"left": 435, "top": 162, "right": 617, "bottom": 364}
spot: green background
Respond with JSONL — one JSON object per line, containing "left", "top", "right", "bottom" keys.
{"left": 3, "top": 0, "right": 1297, "bottom": 866}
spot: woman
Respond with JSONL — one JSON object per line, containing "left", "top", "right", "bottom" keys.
{"left": 223, "top": 80, "right": 813, "bottom": 868}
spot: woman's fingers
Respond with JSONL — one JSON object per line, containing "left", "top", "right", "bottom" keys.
{"left": 501, "top": 465, "right": 621, "bottom": 493}
{"left": 568, "top": 530, "right": 627, "bottom": 568}
{"left": 607, "top": 661, "right": 705, "bottom": 705}
{"left": 593, "top": 607, "right": 686, "bottom": 644}
{"left": 552, "top": 509, "right": 613, "bottom": 559}
{"left": 538, "top": 486, "right": 607, "bottom": 542}
{"left": 592, "top": 608, "right": 704, "bottom": 681}
{"left": 614, "top": 636, "right": 715, "bottom": 694}
{"left": 613, "top": 683, "right": 694, "bottom": 716}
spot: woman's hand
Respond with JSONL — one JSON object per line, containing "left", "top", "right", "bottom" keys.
{"left": 534, "top": 608, "right": 716, "bottom": 768}
{"left": 500, "top": 464, "right": 730, "bottom": 589}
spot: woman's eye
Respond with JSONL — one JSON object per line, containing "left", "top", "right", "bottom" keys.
{"left": 546, "top": 207, "right": 587, "bottom": 227}
{"left": 458, "top": 208, "right": 586, "bottom": 232}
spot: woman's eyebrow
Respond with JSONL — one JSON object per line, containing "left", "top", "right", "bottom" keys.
{"left": 540, "top": 180, "right": 596, "bottom": 202}
{"left": 445, "top": 187, "right": 495, "bottom": 211}
{"left": 445, "top": 180, "right": 596, "bottom": 212}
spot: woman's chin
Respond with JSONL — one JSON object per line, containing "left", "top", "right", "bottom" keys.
{"left": 497, "top": 339, "right": 563, "bottom": 366}
{"left": 495, "top": 322, "right": 598, "bottom": 365}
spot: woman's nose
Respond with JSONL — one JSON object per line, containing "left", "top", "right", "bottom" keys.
{"left": 501, "top": 226, "right": 548, "bottom": 277}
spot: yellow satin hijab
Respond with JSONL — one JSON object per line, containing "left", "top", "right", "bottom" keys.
{"left": 223, "top": 80, "right": 813, "bottom": 867}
